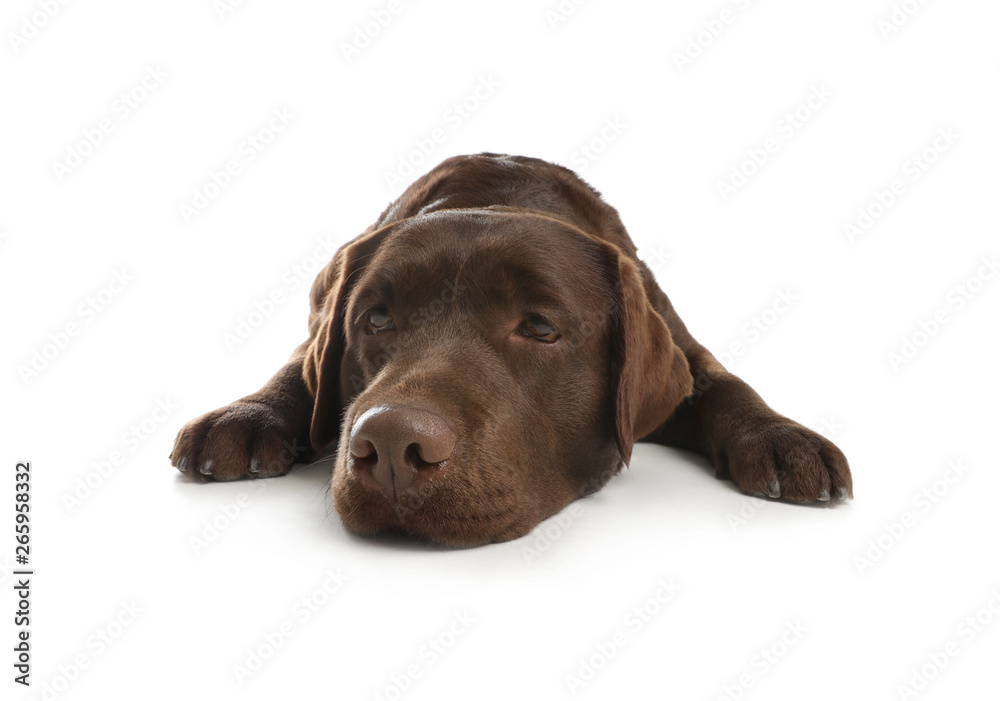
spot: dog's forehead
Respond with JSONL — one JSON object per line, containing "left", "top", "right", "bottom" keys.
{"left": 356, "top": 209, "right": 610, "bottom": 307}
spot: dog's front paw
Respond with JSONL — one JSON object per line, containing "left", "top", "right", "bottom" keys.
{"left": 713, "top": 419, "right": 852, "bottom": 503}
{"left": 170, "top": 402, "right": 308, "bottom": 482}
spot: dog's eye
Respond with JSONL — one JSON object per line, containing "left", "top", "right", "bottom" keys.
{"left": 522, "top": 314, "right": 560, "bottom": 342}
{"left": 367, "top": 306, "right": 395, "bottom": 333}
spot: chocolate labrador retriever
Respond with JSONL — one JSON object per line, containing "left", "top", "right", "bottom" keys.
{"left": 170, "top": 153, "right": 852, "bottom": 546}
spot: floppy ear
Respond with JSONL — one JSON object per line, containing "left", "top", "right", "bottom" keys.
{"left": 302, "top": 248, "right": 351, "bottom": 453}
{"left": 609, "top": 253, "right": 694, "bottom": 465}
{"left": 303, "top": 229, "right": 389, "bottom": 452}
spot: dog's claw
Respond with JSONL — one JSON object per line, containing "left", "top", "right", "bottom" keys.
{"left": 249, "top": 458, "right": 261, "bottom": 475}
{"left": 767, "top": 480, "right": 780, "bottom": 498}
{"left": 835, "top": 487, "right": 849, "bottom": 501}
{"left": 176, "top": 456, "right": 188, "bottom": 472}
{"left": 200, "top": 460, "right": 214, "bottom": 476}
{"left": 817, "top": 489, "right": 830, "bottom": 502}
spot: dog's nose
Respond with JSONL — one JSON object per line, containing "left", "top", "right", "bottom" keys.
{"left": 348, "top": 406, "right": 456, "bottom": 498}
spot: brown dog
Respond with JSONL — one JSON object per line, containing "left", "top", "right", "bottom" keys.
{"left": 170, "top": 153, "right": 852, "bottom": 546}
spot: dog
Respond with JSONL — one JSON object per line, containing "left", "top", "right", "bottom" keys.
{"left": 170, "top": 153, "right": 852, "bottom": 546}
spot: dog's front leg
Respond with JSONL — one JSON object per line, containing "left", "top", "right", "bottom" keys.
{"left": 170, "top": 346, "right": 316, "bottom": 481}
{"left": 650, "top": 346, "right": 852, "bottom": 502}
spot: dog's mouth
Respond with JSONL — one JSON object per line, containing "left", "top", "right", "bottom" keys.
{"left": 333, "top": 480, "right": 530, "bottom": 547}
{"left": 332, "top": 446, "right": 534, "bottom": 547}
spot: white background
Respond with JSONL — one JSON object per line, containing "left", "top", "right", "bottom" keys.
{"left": 2, "top": 1, "right": 999, "bottom": 699}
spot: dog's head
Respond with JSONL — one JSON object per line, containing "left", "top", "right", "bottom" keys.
{"left": 305, "top": 209, "right": 692, "bottom": 546}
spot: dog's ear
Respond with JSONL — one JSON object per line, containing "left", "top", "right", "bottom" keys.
{"left": 303, "top": 229, "right": 388, "bottom": 452}
{"left": 608, "top": 252, "right": 693, "bottom": 465}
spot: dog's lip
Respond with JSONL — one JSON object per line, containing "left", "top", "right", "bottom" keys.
{"left": 356, "top": 497, "right": 524, "bottom": 547}
{"left": 333, "top": 449, "right": 528, "bottom": 546}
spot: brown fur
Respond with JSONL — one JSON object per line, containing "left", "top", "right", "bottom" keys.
{"left": 170, "top": 153, "right": 852, "bottom": 546}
